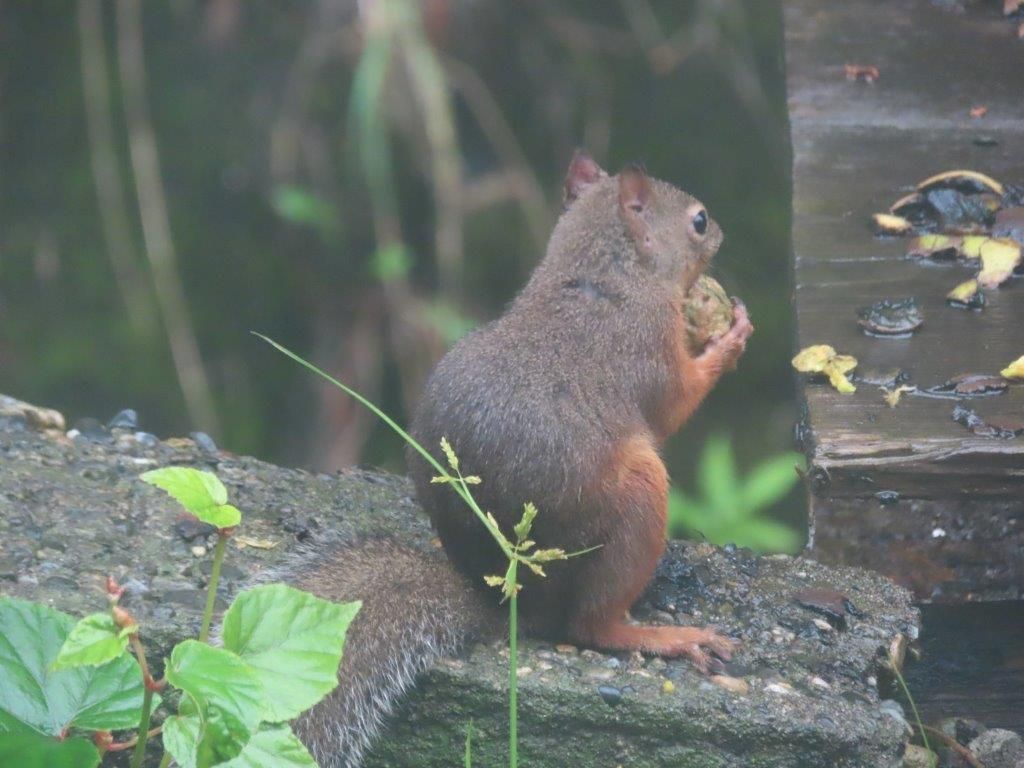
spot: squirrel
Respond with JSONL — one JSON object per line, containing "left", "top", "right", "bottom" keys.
{"left": 281, "top": 151, "right": 754, "bottom": 767}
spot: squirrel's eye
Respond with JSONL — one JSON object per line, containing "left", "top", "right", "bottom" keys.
{"left": 692, "top": 209, "right": 708, "bottom": 236}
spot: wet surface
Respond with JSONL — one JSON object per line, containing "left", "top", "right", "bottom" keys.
{"left": 902, "top": 600, "right": 1024, "bottom": 733}
{"left": 785, "top": 0, "right": 1024, "bottom": 609}
{"left": 0, "top": 398, "right": 919, "bottom": 767}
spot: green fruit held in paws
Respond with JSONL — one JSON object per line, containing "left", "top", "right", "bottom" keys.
{"left": 685, "top": 275, "right": 734, "bottom": 353}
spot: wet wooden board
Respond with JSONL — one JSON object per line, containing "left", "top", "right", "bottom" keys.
{"left": 784, "top": 0, "right": 1024, "bottom": 600}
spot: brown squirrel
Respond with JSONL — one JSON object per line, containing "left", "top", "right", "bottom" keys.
{"left": 283, "top": 152, "right": 753, "bottom": 767}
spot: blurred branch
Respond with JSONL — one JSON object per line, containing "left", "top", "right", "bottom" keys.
{"left": 399, "top": 21, "right": 464, "bottom": 299}
{"left": 77, "top": 0, "right": 154, "bottom": 334}
{"left": 116, "top": 0, "right": 221, "bottom": 436}
{"left": 443, "top": 55, "right": 551, "bottom": 249}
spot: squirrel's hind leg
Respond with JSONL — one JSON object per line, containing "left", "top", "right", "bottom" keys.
{"left": 566, "top": 435, "right": 735, "bottom": 673}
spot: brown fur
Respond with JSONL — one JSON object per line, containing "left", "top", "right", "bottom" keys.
{"left": 409, "top": 153, "right": 752, "bottom": 658}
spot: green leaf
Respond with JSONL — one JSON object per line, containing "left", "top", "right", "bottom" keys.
{"left": 52, "top": 613, "right": 129, "bottom": 671}
{"left": 731, "top": 518, "right": 801, "bottom": 554}
{"left": 221, "top": 585, "right": 361, "bottom": 722}
{"left": 370, "top": 243, "right": 412, "bottom": 282}
{"left": 0, "top": 598, "right": 147, "bottom": 736}
{"left": 0, "top": 711, "right": 100, "bottom": 768}
{"left": 697, "top": 435, "right": 738, "bottom": 513}
{"left": 740, "top": 453, "right": 803, "bottom": 513}
{"left": 220, "top": 724, "right": 317, "bottom": 768}
{"left": 165, "top": 641, "right": 265, "bottom": 764}
{"left": 162, "top": 713, "right": 201, "bottom": 768}
{"left": 140, "top": 467, "right": 242, "bottom": 529}
{"left": 270, "top": 186, "right": 338, "bottom": 235}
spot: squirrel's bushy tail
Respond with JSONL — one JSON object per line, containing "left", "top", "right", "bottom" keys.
{"left": 278, "top": 538, "right": 499, "bottom": 768}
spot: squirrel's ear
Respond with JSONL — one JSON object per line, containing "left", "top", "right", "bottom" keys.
{"left": 564, "top": 149, "right": 606, "bottom": 205}
{"left": 617, "top": 164, "right": 652, "bottom": 214}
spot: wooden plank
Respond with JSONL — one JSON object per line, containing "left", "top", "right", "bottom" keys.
{"left": 784, "top": 0, "right": 1024, "bottom": 599}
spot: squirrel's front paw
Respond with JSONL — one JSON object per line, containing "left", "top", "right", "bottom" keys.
{"left": 701, "top": 299, "right": 753, "bottom": 371}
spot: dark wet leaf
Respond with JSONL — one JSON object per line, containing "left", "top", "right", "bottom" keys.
{"left": 993, "top": 206, "right": 1024, "bottom": 245}
{"left": 916, "top": 169, "right": 1004, "bottom": 197}
{"left": 929, "top": 374, "right": 1007, "bottom": 397}
{"left": 952, "top": 405, "right": 1023, "bottom": 438}
{"left": 793, "top": 588, "right": 861, "bottom": 630}
{"left": 856, "top": 298, "right": 923, "bottom": 337}
{"left": 923, "top": 187, "right": 997, "bottom": 232}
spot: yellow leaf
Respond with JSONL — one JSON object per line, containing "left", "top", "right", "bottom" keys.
{"left": 483, "top": 575, "right": 504, "bottom": 588}
{"left": 977, "top": 239, "right": 1022, "bottom": 288}
{"left": 880, "top": 385, "right": 915, "bottom": 408}
{"left": 825, "top": 364, "right": 857, "bottom": 394}
{"left": 1001, "top": 356, "right": 1024, "bottom": 379}
{"left": 829, "top": 354, "right": 858, "bottom": 374}
{"left": 907, "top": 234, "right": 961, "bottom": 258}
{"left": 871, "top": 213, "right": 912, "bottom": 236}
{"left": 947, "top": 279, "right": 980, "bottom": 302}
{"left": 792, "top": 345, "right": 837, "bottom": 373}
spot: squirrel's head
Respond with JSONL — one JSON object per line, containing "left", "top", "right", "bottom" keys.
{"left": 557, "top": 150, "right": 723, "bottom": 291}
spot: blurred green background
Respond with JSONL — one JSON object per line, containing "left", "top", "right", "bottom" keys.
{"left": 0, "top": 0, "right": 801, "bottom": 546}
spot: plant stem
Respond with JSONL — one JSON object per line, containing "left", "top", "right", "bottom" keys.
{"left": 893, "top": 666, "right": 930, "bottom": 753}
{"left": 128, "top": 687, "right": 155, "bottom": 768}
{"left": 199, "top": 532, "right": 228, "bottom": 643}
{"left": 508, "top": 561, "right": 518, "bottom": 768}
{"left": 158, "top": 751, "right": 172, "bottom": 768}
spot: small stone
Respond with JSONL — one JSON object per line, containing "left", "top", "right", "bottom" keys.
{"left": 516, "top": 667, "right": 532, "bottom": 678}
{"left": 554, "top": 644, "right": 578, "bottom": 654}
{"left": 107, "top": 409, "right": 139, "bottom": 430}
{"left": 968, "top": 729, "right": 1024, "bottom": 768}
{"left": 70, "top": 417, "right": 110, "bottom": 442}
{"left": 931, "top": 528, "right": 946, "bottom": 539}
{"left": 765, "top": 681, "right": 796, "bottom": 696}
{"left": 584, "top": 667, "right": 616, "bottom": 682}
{"left": 190, "top": 431, "right": 218, "bottom": 453}
{"left": 809, "top": 676, "right": 830, "bottom": 690}
{"left": 134, "top": 431, "right": 160, "bottom": 447}
{"left": 191, "top": 545, "right": 207, "bottom": 557}
{"left": 597, "top": 685, "right": 623, "bottom": 706}
{"left": 175, "top": 518, "right": 216, "bottom": 542}
{"left": 812, "top": 618, "right": 833, "bottom": 632}
{"left": 710, "top": 675, "right": 750, "bottom": 695}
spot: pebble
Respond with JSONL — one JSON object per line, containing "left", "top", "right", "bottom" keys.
{"left": 107, "top": 409, "right": 139, "bottom": 430}
{"left": 134, "top": 431, "right": 160, "bottom": 447}
{"left": 554, "top": 644, "right": 577, "bottom": 654}
{"left": 901, "top": 744, "right": 937, "bottom": 768}
{"left": 968, "top": 729, "right": 1024, "bottom": 768}
{"left": 597, "top": 685, "right": 623, "bottom": 706}
{"left": 191, "top": 545, "right": 207, "bottom": 557}
{"left": 710, "top": 675, "right": 750, "bottom": 695}
{"left": 190, "top": 431, "right": 218, "bottom": 453}
{"left": 765, "top": 681, "right": 796, "bottom": 696}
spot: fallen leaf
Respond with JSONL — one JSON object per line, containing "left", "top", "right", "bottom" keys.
{"left": 792, "top": 345, "right": 837, "bottom": 373}
{"left": 916, "top": 169, "right": 1004, "bottom": 197}
{"left": 953, "top": 404, "right": 1023, "bottom": 438}
{"left": 929, "top": 374, "right": 1008, "bottom": 397}
{"left": 844, "top": 63, "right": 879, "bottom": 83}
{"left": 792, "top": 345, "right": 858, "bottom": 394}
{"left": 946, "top": 279, "right": 984, "bottom": 310}
{"left": 856, "top": 297, "right": 923, "bottom": 337}
{"left": 871, "top": 213, "right": 912, "bottom": 236}
{"left": 969, "top": 105, "right": 988, "bottom": 119}
{"left": 1002, "top": 356, "right": 1024, "bottom": 379}
{"left": 881, "top": 385, "right": 916, "bottom": 408}
{"left": 977, "top": 238, "right": 1022, "bottom": 287}
{"left": 234, "top": 535, "right": 280, "bottom": 550}
{"left": 907, "top": 234, "right": 962, "bottom": 259}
